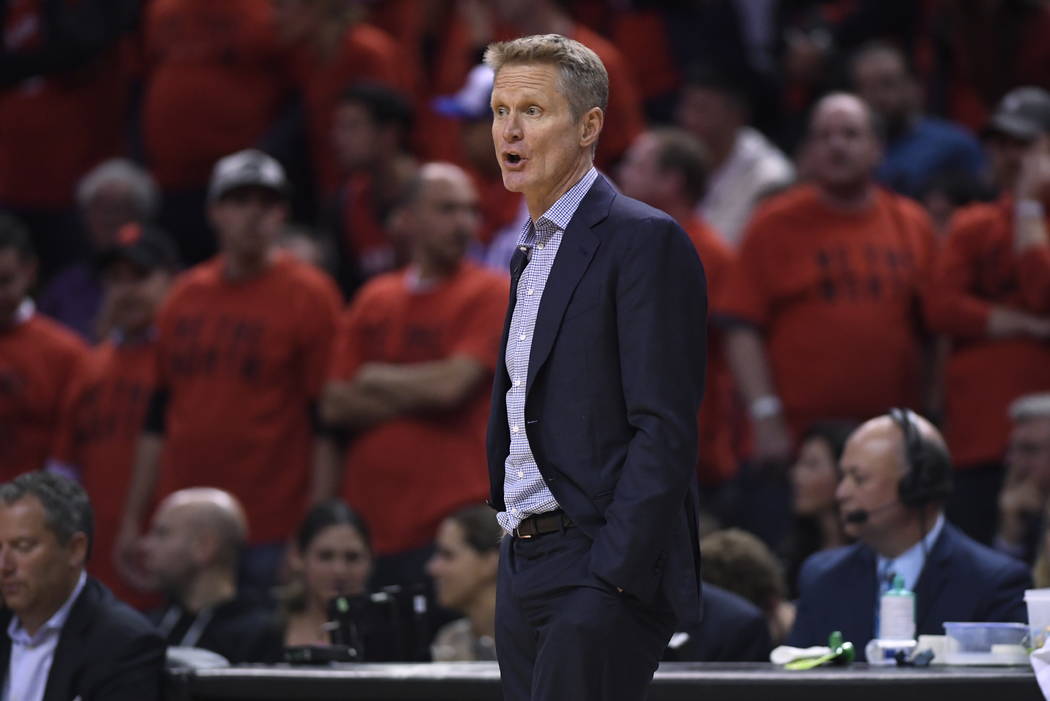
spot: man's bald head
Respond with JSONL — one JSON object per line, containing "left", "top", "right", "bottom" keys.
{"left": 142, "top": 488, "right": 247, "bottom": 596}
{"left": 806, "top": 92, "right": 882, "bottom": 196}
{"left": 159, "top": 486, "right": 245, "bottom": 558}
{"left": 396, "top": 162, "right": 480, "bottom": 273}
{"left": 849, "top": 411, "right": 948, "bottom": 477}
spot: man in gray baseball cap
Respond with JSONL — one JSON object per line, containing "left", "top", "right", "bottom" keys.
{"left": 207, "top": 149, "right": 291, "bottom": 204}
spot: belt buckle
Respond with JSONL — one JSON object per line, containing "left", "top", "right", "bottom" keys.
{"left": 513, "top": 521, "right": 534, "bottom": 539}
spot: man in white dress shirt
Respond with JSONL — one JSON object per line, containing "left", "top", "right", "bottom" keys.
{"left": 0, "top": 471, "right": 163, "bottom": 701}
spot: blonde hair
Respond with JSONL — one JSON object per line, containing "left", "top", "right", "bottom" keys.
{"left": 483, "top": 33, "right": 608, "bottom": 122}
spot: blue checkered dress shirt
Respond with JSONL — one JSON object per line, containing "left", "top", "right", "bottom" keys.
{"left": 497, "top": 167, "right": 600, "bottom": 533}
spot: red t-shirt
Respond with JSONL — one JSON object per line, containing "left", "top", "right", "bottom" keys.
{"left": 0, "top": 0, "right": 130, "bottom": 207}
{"left": 288, "top": 22, "right": 406, "bottom": 196}
{"left": 52, "top": 340, "right": 160, "bottom": 610}
{"left": 154, "top": 254, "right": 341, "bottom": 543}
{"left": 925, "top": 198, "right": 1050, "bottom": 466}
{"left": 684, "top": 217, "right": 738, "bottom": 485}
{"left": 142, "top": 0, "right": 289, "bottom": 189}
{"left": 717, "top": 185, "right": 936, "bottom": 439}
{"left": 328, "top": 263, "right": 508, "bottom": 555}
{"left": 0, "top": 313, "right": 86, "bottom": 479}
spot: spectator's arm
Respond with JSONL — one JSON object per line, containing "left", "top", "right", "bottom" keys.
{"left": 318, "top": 379, "right": 402, "bottom": 430}
{"left": 115, "top": 431, "right": 163, "bottom": 588}
{"left": 925, "top": 212, "right": 1050, "bottom": 339}
{"left": 1015, "top": 206, "right": 1050, "bottom": 312}
{"left": 725, "top": 325, "right": 792, "bottom": 463}
{"left": 352, "top": 355, "right": 488, "bottom": 414}
{"left": 309, "top": 436, "right": 344, "bottom": 504}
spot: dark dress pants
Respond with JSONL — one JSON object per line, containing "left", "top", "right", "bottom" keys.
{"left": 496, "top": 525, "right": 676, "bottom": 701}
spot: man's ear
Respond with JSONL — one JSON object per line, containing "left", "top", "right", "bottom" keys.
{"left": 67, "top": 532, "right": 88, "bottom": 570}
{"left": 579, "top": 107, "right": 605, "bottom": 150}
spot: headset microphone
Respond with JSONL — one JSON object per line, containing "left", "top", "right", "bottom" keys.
{"left": 843, "top": 499, "right": 897, "bottom": 524}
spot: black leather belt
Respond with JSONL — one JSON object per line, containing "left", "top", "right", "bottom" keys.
{"left": 513, "top": 510, "right": 574, "bottom": 539}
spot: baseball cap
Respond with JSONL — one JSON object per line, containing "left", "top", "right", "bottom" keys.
{"left": 207, "top": 149, "right": 290, "bottom": 203}
{"left": 984, "top": 87, "right": 1050, "bottom": 141}
{"left": 96, "top": 222, "right": 180, "bottom": 272}
{"left": 432, "top": 64, "right": 495, "bottom": 121}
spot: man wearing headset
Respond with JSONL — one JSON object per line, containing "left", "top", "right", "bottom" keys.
{"left": 787, "top": 409, "right": 1030, "bottom": 658}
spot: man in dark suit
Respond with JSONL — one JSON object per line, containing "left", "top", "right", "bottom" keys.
{"left": 484, "top": 34, "right": 708, "bottom": 700}
{"left": 788, "top": 410, "right": 1031, "bottom": 659}
{"left": 664, "top": 583, "right": 772, "bottom": 663}
{"left": 0, "top": 471, "right": 165, "bottom": 701}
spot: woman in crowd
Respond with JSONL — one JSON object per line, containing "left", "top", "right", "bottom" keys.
{"left": 426, "top": 505, "right": 501, "bottom": 661}
{"left": 282, "top": 499, "right": 374, "bottom": 646}
{"left": 784, "top": 421, "right": 856, "bottom": 594}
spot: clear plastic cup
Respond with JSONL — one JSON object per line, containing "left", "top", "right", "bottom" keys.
{"left": 1025, "top": 589, "right": 1050, "bottom": 649}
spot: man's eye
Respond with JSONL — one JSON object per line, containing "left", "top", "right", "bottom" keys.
{"left": 526, "top": 106, "right": 540, "bottom": 116}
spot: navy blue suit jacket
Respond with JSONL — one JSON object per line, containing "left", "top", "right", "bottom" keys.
{"left": 486, "top": 175, "right": 708, "bottom": 623}
{"left": 787, "top": 521, "right": 1031, "bottom": 658}
{"left": 0, "top": 577, "right": 166, "bottom": 701}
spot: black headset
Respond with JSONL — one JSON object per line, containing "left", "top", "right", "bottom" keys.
{"left": 889, "top": 407, "right": 954, "bottom": 508}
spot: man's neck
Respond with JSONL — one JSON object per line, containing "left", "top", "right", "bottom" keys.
{"left": 177, "top": 569, "right": 237, "bottom": 614}
{"left": 223, "top": 248, "right": 274, "bottom": 281}
{"left": 18, "top": 571, "right": 81, "bottom": 637}
{"left": 818, "top": 181, "right": 875, "bottom": 211}
{"left": 526, "top": 158, "right": 593, "bottom": 222}
{"left": 871, "top": 510, "right": 940, "bottom": 559}
{"left": 411, "top": 256, "right": 460, "bottom": 287}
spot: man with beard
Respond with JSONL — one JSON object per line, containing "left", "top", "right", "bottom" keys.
{"left": 319, "top": 163, "right": 507, "bottom": 587}
{"left": 717, "top": 93, "right": 937, "bottom": 543}
{"left": 850, "top": 41, "right": 984, "bottom": 199}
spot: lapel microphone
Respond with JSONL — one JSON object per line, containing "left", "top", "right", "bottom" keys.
{"left": 844, "top": 499, "right": 898, "bottom": 524}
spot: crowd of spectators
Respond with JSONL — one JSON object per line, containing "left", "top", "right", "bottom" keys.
{"left": 3, "top": 0, "right": 1050, "bottom": 671}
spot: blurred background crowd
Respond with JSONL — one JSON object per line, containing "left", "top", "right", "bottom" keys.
{"left": 2, "top": 0, "right": 1050, "bottom": 665}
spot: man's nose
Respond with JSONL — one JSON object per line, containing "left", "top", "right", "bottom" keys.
{"left": 501, "top": 114, "right": 523, "bottom": 142}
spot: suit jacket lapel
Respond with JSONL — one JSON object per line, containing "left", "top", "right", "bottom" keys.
{"left": 43, "top": 579, "right": 96, "bottom": 701}
{"left": 914, "top": 524, "right": 953, "bottom": 633}
{"left": 525, "top": 177, "right": 613, "bottom": 397}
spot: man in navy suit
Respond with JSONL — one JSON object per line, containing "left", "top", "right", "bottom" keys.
{"left": 0, "top": 471, "right": 164, "bottom": 701}
{"left": 788, "top": 410, "right": 1031, "bottom": 659}
{"left": 484, "top": 34, "right": 707, "bottom": 700}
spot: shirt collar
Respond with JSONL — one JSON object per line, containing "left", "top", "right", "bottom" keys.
{"left": 876, "top": 513, "right": 945, "bottom": 592}
{"left": 7, "top": 571, "right": 87, "bottom": 646}
{"left": 517, "top": 167, "right": 599, "bottom": 246}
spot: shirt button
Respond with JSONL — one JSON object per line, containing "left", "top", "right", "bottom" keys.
{"left": 537, "top": 244, "right": 545, "bottom": 250}
{"left": 527, "top": 288, "right": 534, "bottom": 296}
{"left": 511, "top": 507, "right": 519, "bottom": 514}
{"left": 513, "top": 379, "right": 521, "bottom": 387}
{"left": 511, "top": 425, "right": 520, "bottom": 433}
{"left": 517, "top": 470, "right": 524, "bottom": 478}
{"left": 518, "top": 333, "right": 526, "bottom": 341}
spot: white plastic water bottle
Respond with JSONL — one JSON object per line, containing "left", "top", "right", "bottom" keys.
{"left": 878, "top": 574, "right": 916, "bottom": 640}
